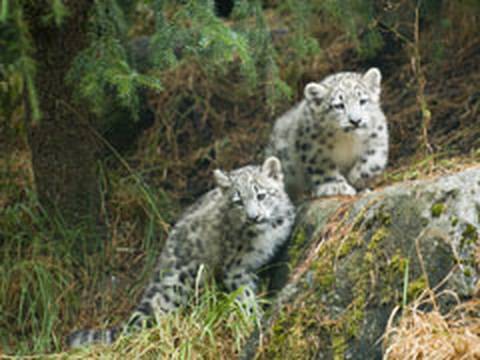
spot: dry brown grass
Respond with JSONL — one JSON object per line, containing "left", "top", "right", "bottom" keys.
{"left": 137, "top": 60, "right": 276, "bottom": 206}
{"left": 384, "top": 291, "right": 480, "bottom": 360}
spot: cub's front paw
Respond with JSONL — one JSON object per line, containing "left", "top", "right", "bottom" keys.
{"left": 313, "top": 181, "right": 357, "bottom": 197}
{"left": 347, "top": 171, "right": 368, "bottom": 190}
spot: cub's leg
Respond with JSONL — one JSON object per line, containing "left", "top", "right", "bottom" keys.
{"left": 348, "top": 133, "right": 388, "bottom": 190}
{"left": 129, "top": 262, "right": 198, "bottom": 328}
{"left": 311, "top": 169, "right": 357, "bottom": 197}
{"left": 222, "top": 264, "right": 259, "bottom": 315}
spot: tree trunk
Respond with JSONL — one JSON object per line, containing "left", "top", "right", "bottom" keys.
{"left": 25, "top": 1, "right": 100, "bottom": 229}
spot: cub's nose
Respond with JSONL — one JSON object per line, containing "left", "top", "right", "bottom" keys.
{"left": 349, "top": 118, "right": 361, "bottom": 127}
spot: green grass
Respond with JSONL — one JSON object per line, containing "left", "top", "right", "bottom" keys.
{"left": 0, "top": 169, "right": 175, "bottom": 356}
{"left": 0, "top": 167, "right": 259, "bottom": 358}
{"left": 64, "top": 284, "right": 260, "bottom": 360}
{"left": 0, "top": 196, "right": 80, "bottom": 354}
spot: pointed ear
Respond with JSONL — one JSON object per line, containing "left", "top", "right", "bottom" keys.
{"left": 362, "top": 67, "right": 382, "bottom": 98}
{"left": 304, "top": 82, "right": 328, "bottom": 103}
{"left": 262, "top": 156, "right": 283, "bottom": 182}
{"left": 213, "top": 169, "right": 231, "bottom": 188}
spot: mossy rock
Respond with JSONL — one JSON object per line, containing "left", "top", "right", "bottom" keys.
{"left": 246, "top": 167, "right": 480, "bottom": 359}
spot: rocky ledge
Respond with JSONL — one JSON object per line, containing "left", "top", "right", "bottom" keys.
{"left": 245, "top": 167, "right": 480, "bottom": 359}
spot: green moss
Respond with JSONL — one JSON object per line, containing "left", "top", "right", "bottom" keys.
{"left": 338, "top": 234, "right": 363, "bottom": 258}
{"left": 260, "top": 188, "right": 443, "bottom": 358}
{"left": 351, "top": 207, "right": 368, "bottom": 231}
{"left": 407, "top": 276, "right": 427, "bottom": 301}
{"left": 376, "top": 209, "right": 392, "bottom": 226}
{"left": 365, "top": 208, "right": 392, "bottom": 229}
{"left": 288, "top": 227, "right": 307, "bottom": 266}
{"left": 263, "top": 195, "right": 430, "bottom": 357}
{"left": 384, "top": 253, "right": 409, "bottom": 303}
{"left": 268, "top": 223, "right": 370, "bottom": 357}
{"left": 317, "top": 272, "right": 335, "bottom": 289}
{"left": 367, "top": 227, "right": 388, "bottom": 251}
{"left": 336, "top": 243, "right": 370, "bottom": 340}
{"left": 377, "top": 252, "right": 409, "bottom": 305}
{"left": 389, "top": 253, "right": 408, "bottom": 274}
{"left": 463, "top": 268, "right": 472, "bottom": 277}
{"left": 332, "top": 333, "right": 347, "bottom": 359}
{"left": 431, "top": 203, "right": 446, "bottom": 217}
{"left": 463, "top": 223, "right": 478, "bottom": 242}
{"left": 460, "top": 223, "right": 478, "bottom": 249}
{"left": 451, "top": 216, "right": 459, "bottom": 227}
{"left": 343, "top": 293, "right": 366, "bottom": 338}
{"left": 265, "top": 222, "right": 397, "bottom": 356}
{"left": 264, "top": 233, "right": 342, "bottom": 358}
{"left": 266, "top": 296, "right": 327, "bottom": 359}
{"left": 308, "top": 238, "right": 338, "bottom": 296}
{"left": 364, "top": 251, "right": 374, "bottom": 263}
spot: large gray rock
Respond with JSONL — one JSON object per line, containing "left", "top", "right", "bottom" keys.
{"left": 247, "top": 167, "right": 480, "bottom": 359}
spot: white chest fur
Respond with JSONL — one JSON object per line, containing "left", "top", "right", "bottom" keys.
{"left": 241, "top": 222, "right": 292, "bottom": 270}
{"left": 330, "top": 130, "right": 367, "bottom": 172}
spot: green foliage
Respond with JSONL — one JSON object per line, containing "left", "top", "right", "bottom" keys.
{"left": 319, "top": 0, "right": 382, "bottom": 58}
{"left": 0, "top": 0, "right": 77, "bottom": 123}
{"left": 149, "top": 1, "right": 178, "bottom": 70}
{"left": 44, "top": 0, "right": 68, "bottom": 26}
{"left": 0, "top": 0, "right": 8, "bottom": 23}
{"left": 231, "top": 0, "right": 294, "bottom": 108}
{"left": 1, "top": 0, "right": 323, "bottom": 126}
{"left": 67, "top": 0, "right": 161, "bottom": 120}
{"left": 0, "top": 3, "right": 39, "bottom": 122}
{"left": 67, "top": 0, "right": 295, "bottom": 120}
{"left": 151, "top": 0, "right": 260, "bottom": 87}
{"left": 2, "top": 0, "right": 479, "bottom": 128}
{"left": 281, "top": 0, "right": 321, "bottom": 59}
{"left": 183, "top": 1, "right": 249, "bottom": 64}
{"left": 149, "top": 0, "right": 319, "bottom": 111}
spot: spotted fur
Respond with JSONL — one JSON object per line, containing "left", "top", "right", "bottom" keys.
{"left": 67, "top": 157, "right": 295, "bottom": 348}
{"left": 266, "top": 68, "right": 389, "bottom": 202}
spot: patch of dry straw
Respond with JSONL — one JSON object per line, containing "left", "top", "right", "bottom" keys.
{"left": 384, "top": 288, "right": 480, "bottom": 360}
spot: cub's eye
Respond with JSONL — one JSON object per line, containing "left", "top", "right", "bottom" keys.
{"left": 333, "top": 103, "right": 345, "bottom": 110}
{"left": 359, "top": 99, "right": 368, "bottom": 106}
{"left": 257, "top": 193, "right": 266, "bottom": 201}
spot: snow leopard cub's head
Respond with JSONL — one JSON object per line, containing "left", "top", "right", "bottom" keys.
{"left": 304, "top": 67, "right": 382, "bottom": 132}
{"left": 213, "top": 157, "right": 291, "bottom": 225}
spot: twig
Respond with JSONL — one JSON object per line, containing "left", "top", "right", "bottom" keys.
{"left": 411, "top": 0, "right": 433, "bottom": 155}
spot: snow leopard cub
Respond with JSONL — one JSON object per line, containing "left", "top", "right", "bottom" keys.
{"left": 267, "top": 68, "right": 388, "bottom": 202}
{"left": 67, "top": 156, "right": 295, "bottom": 348}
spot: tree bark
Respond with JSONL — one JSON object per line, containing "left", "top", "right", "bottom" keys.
{"left": 24, "top": 1, "right": 100, "bottom": 229}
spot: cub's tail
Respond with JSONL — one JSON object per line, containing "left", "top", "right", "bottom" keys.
{"left": 67, "top": 327, "right": 121, "bottom": 348}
